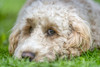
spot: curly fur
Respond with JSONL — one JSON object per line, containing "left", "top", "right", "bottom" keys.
{"left": 9, "top": 0, "right": 100, "bottom": 62}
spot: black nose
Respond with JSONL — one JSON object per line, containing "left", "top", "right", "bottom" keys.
{"left": 22, "top": 52, "right": 35, "bottom": 62}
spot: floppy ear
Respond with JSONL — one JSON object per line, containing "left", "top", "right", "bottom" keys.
{"left": 68, "top": 16, "right": 92, "bottom": 52}
{"left": 9, "top": 28, "right": 21, "bottom": 55}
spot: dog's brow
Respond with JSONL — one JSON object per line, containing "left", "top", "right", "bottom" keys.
{"left": 26, "top": 18, "right": 37, "bottom": 27}
{"left": 42, "top": 21, "right": 58, "bottom": 34}
{"left": 26, "top": 18, "right": 34, "bottom": 24}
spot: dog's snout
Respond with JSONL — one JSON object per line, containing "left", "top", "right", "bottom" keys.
{"left": 22, "top": 52, "right": 35, "bottom": 61}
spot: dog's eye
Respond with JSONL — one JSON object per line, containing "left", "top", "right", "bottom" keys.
{"left": 29, "top": 27, "right": 33, "bottom": 33}
{"left": 47, "top": 29, "right": 56, "bottom": 36}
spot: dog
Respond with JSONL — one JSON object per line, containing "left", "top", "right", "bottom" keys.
{"left": 9, "top": 0, "right": 100, "bottom": 62}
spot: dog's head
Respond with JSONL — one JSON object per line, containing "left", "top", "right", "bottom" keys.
{"left": 9, "top": 1, "right": 92, "bottom": 62}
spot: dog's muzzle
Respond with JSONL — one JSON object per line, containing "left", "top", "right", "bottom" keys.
{"left": 22, "top": 52, "right": 35, "bottom": 62}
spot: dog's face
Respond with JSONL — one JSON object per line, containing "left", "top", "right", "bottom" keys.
{"left": 9, "top": 2, "right": 92, "bottom": 62}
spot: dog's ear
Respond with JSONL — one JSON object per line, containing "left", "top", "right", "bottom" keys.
{"left": 9, "top": 28, "right": 21, "bottom": 55}
{"left": 68, "top": 16, "right": 92, "bottom": 52}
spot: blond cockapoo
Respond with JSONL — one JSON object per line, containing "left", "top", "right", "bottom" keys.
{"left": 9, "top": 0, "right": 100, "bottom": 62}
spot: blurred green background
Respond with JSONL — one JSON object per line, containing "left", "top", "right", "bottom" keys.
{"left": 0, "top": 0, "right": 25, "bottom": 46}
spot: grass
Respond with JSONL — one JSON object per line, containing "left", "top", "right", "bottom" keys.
{"left": 0, "top": 0, "right": 100, "bottom": 67}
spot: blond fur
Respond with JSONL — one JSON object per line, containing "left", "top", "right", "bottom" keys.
{"left": 9, "top": 0, "right": 100, "bottom": 62}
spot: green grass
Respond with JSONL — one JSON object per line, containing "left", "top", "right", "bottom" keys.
{"left": 0, "top": 0, "right": 100, "bottom": 67}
